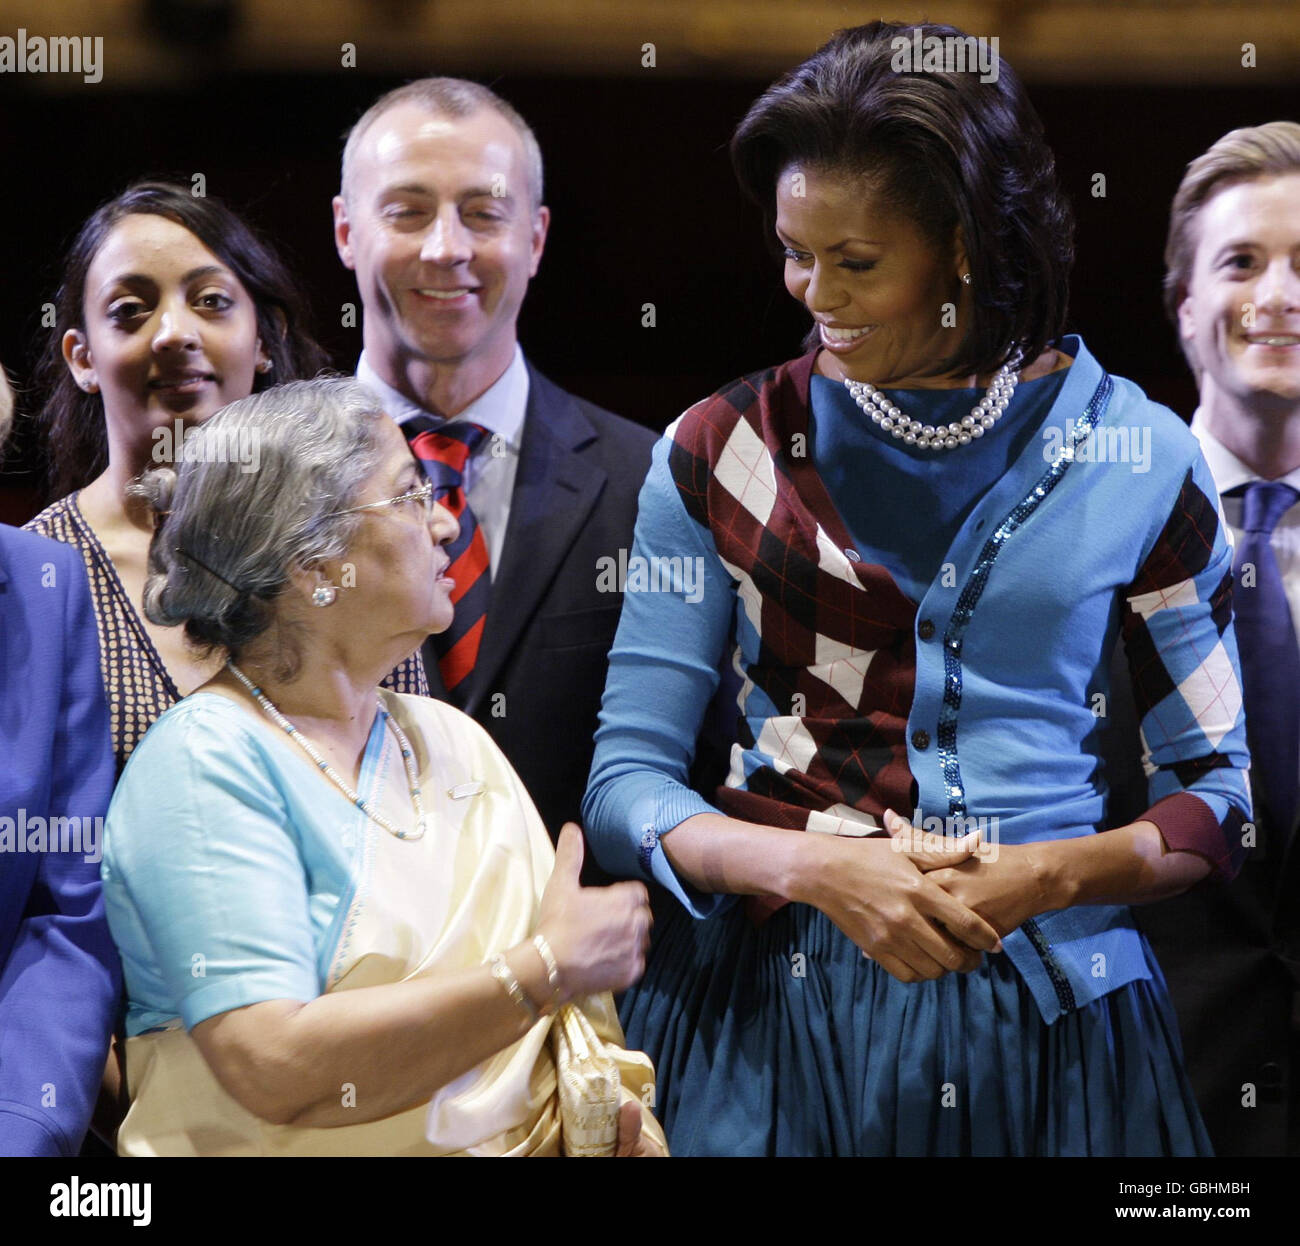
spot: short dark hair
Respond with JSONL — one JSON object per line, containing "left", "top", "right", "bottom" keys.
{"left": 731, "top": 20, "right": 1074, "bottom": 378}
{"left": 35, "top": 181, "right": 329, "bottom": 499}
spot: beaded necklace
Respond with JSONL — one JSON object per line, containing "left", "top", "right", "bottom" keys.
{"left": 843, "top": 351, "right": 1023, "bottom": 450}
{"left": 227, "top": 660, "right": 426, "bottom": 841}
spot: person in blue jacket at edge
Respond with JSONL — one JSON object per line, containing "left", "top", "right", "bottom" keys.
{"left": 0, "top": 362, "right": 120, "bottom": 1156}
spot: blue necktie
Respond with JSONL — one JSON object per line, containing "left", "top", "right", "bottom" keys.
{"left": 1232, "top": 481, "right": 1300, "bottom": 839}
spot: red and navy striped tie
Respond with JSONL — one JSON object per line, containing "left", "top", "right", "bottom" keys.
{"left": 404, "top": 418, "right": 492, "bottom": 700}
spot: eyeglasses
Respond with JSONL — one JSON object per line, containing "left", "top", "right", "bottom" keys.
{"left": 328, "top": 480, "right": 437, "bottom": 521}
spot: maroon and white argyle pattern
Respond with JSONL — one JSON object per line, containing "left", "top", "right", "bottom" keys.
{"left": 668, "top": 353, "right": 920, "bottom": 833}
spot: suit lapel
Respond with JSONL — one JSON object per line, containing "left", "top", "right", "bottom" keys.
{"left": 459, "top": 367, "right": 606, "bottom": 717}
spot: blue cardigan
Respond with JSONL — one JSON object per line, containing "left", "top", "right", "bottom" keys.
{"left": 0, "top": 525, "right": 119, "bottom": 1156}
{"left": 583, "top": 336, "right": 1252, "bottom": 1024}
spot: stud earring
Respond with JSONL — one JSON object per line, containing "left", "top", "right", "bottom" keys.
{"left": 311, "top": 582, "right": 337, "bottom": 608}
{"left": 256, "top": 358, "right": 273, "bottom": 374}
{"left": 960, "top": 273, "right": 972, "bottom": 286}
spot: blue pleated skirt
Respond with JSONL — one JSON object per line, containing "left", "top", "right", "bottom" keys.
{"left": 622, "top": 896, "right": 1212, "bottom": 1156}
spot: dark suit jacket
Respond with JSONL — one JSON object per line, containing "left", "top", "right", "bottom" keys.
{"left": 1105, "top": 641, "right": 1300, "bottom": 1156}
{"left": 421, "top": 363, "right": 657, "bottom": 842}
{"left": 0, "top": 526, "right": 119, "bottom": 1156}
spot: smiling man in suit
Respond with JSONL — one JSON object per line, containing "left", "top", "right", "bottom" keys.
{"left": 334, "top": 78, "right": 656, "bottom": 839}
{"left": 1110, "top": 122, "right": 1300, "bottom": 1156}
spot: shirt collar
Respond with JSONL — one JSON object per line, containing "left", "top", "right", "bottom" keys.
{"left": 1189, "top": 406, "right": 1300, "bottom": 496}
{"left": 355, "top": 346, "right": 529, "bottom": 450}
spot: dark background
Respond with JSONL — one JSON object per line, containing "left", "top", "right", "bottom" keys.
{"left": 0, "top": 63, "right": 1295, "bottom": 522}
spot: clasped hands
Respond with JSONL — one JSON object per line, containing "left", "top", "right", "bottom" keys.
{"left": 804, "top": 809, "right": 1057, "bottom": 985}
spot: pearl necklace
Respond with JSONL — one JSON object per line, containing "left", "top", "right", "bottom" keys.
{"left": 843, "top": 351, "right": 1023, "bottom": 450}
{"left": 227, "top": 660, "right": 427, "bottom": 841}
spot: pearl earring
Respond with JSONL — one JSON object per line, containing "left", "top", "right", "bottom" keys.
{"left": 311, "top": 583, "right": 337, "bottom": 608}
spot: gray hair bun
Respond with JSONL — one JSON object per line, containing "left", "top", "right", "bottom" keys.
{"left": 138, "top": 378, "right": 388, "bottom": 661}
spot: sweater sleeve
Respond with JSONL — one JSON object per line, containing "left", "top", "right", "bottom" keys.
{"left": 1119, "top": 454, "right": 1252, "bottom": 879}
{"left": 582, "top": 433, "right": 740, "bottom": 917}
{"left": 0, "top": 550, "right": 119, "bottom": 1158}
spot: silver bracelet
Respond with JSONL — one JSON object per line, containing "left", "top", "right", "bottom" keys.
{"left": 489, "top": 953, "right": 538, "bottom": 1022}
{"left": 532, "top": 933, "right": 562, "bottom": 1008}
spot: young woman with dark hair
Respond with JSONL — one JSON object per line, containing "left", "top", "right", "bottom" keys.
{"left": 584, "top": 21, "right": 1249, "bottom": 1156}
{"left": 25, "top": 181, "right": 425, "bottom": 772}
{"left": 34, "top": 181, "right": 327, "bottom": 501}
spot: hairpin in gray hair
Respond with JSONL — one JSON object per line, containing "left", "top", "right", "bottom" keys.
{"left": 176, "top": 548, "right": 246, "bottom": 595}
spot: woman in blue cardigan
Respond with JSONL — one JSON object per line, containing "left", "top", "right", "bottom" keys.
{"left": 0, "top": 366, "right": 119, "bottom": 1156}
{"left": 583, "top": 20, "right": 1251, "bottom": 1156}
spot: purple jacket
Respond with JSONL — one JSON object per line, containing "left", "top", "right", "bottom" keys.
{"left": 0, "top": 525, "right": 118, "bottom": 1156}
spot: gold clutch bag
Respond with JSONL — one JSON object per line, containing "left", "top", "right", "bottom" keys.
{"left": 550, "top": 1001, "right": 621, "bottom": 1157}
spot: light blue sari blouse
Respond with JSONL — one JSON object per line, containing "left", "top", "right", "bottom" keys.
{"left": 102, "top": 692, "right": 393, "bottom": 1037}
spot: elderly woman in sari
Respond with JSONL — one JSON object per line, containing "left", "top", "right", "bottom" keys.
{"left": 101, "top": 377, "right": 665, "bottom": 1155}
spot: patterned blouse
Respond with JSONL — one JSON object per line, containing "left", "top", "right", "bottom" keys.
{"left": 25, "top": 493, "right": 429, "bottom": 773}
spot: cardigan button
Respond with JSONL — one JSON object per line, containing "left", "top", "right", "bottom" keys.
{"left": 912, "top": 729, "right": 930, "bottom": 751}
{"left": 918, "top": 619, "right": 935, "bottom": 641}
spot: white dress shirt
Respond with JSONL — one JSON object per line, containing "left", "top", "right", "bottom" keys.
{"left": 1191, "top": 407, "right": 1300, "bottom": 642}
{"left": 356, "top": 347, "right": 529, "bottom": 577}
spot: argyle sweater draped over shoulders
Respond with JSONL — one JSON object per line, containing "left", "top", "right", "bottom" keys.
{"left": 584, "top": 336, "right": 1251, "bottom": 1023}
